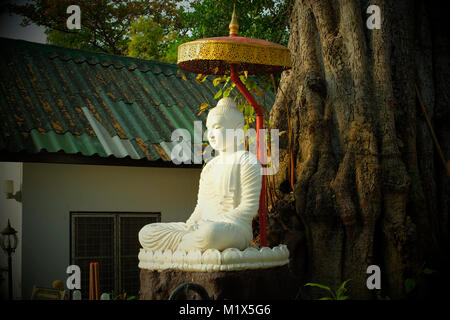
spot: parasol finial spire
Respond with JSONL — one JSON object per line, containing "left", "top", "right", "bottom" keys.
{"left": 229, "top": 4, "right": 239, "bottom": 36}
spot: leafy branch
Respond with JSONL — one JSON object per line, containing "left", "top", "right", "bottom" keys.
{"left": 304, "top": 279, "right": 352, "bottom": 300}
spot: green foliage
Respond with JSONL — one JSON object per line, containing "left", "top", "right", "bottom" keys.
{"left": 45, "top": 28, "right": 104, "bottom": 52}
{"left": 10, "top": 0, "right": 291, "bottom": 65}
{"left": 206, "top": 73, "right": 271, "bottom": 131}
{"left": 159, "top": 36, "right": 190, "bottom": 63}
{"left": 423, "top": 268, "right": 437, "bottom": 275}
{"left": 404, "top": 265, "right": 437, "bottom": 294}
{"left": 304, "top": 279, "right": 352, "bottom": 300}
{"left": 181, "top": 0, "right": 292, "bottom": 46}
{"left": 111, "top": 291, "right": 136, "bottom": 300}
{"left": 404, "top": 278, "right": 416, "bottom": 294}
{"left": 304, "top": 283, "right": 335, "bottom": 299}
{"left": 9, "top": 0, "right": 184, "bottom": 55}
{"left": 128, "top": 17, "right": 164, "bottom": 60}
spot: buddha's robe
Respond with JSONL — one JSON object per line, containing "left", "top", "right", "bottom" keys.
{"left": 138, "top": 151, "right": 262, "bottom": 252}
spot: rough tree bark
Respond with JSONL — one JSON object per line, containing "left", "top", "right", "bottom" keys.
{"left": 268, "top": 0, "right": 449, "bottom": 299}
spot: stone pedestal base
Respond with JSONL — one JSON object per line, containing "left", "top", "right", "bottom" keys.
{"left": 139, "top": 265, "right": 298, "bottom": 300}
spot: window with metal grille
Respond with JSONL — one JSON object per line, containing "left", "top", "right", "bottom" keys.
{"left": 70, "top": 212, "right": 160, "bottom": 299}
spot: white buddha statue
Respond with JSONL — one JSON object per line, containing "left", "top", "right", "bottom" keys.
{"left": 139, "top": 97, "right": 262, "bottom": 252}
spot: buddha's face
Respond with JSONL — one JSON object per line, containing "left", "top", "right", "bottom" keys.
{"left": 206, "top": 113, "right": 235, "bottom": 153}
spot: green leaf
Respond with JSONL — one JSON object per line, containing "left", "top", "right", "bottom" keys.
{"left": 223, "top": 86, "right": 233, "bottom": 98}
{"left": 319, "top": 297, "right": 333, "bottom": 300}
{"left": 244, "top": 104, "right": 255, "bottom": 117}
{"left": 405, "top": 278, "right": 416, "bottom": 294}
{"left": 304, "top": 283, "right": 335, "bottom": 299}
{"left": 337, "top": 295, "right": 349, "bottom": 300}
{"left": 247, "top": 80, "right": 257, "bottom": 90}
{"left": 213, "top": 77, "right": 225, "bottom": 86}
{"left": 304, "top": 283, "right": 331, "bottom": 290}
{"left": 336, "top": 279, "right": 352, "bottom": 299}
{"left": 195, "top": 73, "right": 204, "bottom": 83}
{"left": 214, "top": 89, "right": 223, "bottom": 99}
{"left": 423, "top": 268, "right": 437, "bottom": 275}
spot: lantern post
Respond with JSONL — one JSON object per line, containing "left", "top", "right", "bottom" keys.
{"left": 1, "top": 219, "right": 18, "bottom": 300}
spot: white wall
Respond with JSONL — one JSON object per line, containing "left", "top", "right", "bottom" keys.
{"left": 22, "top": 162, "right": 200, "bottom": 299}
{"left": 0, "top": 162, "right": 23, "bottom": 300}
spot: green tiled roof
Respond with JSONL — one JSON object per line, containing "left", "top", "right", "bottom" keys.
{"left": 0, "top": 37, "right": 275, "bottom": 162}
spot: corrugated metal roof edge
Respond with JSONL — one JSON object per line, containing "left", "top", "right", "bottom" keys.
{"left": 2, "top": 127, "right": 215, "bottom": 163}
{"left": 0, "top": 37, "right": 186, "bottom": 76}
{"left": 0, "top": 149, "right": 203, "bottom": 169}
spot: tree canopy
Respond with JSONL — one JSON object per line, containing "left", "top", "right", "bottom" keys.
{"left": 181, "top": 0, "right": 292, "bottom": 46}
{"left": 9, "top": 0, "right": 291, "bottom": 61}
{"left": 9, "top": 0, "right": 184, "bottom": 55}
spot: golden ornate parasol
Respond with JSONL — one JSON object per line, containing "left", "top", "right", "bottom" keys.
{"left": 178, "top": 7, "right": 291, "bottom": 75}
{"left": 178, "top": 6, "right": 292, "bottom": 247}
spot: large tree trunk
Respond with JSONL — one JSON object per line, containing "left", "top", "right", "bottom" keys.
{"left": 268, "top": 0, "right": 449, "bottom": 299}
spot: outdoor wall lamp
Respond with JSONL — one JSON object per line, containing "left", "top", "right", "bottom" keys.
{"left": 1, "top": 219, "right": 18, "bottom": 300}
{"left": 4, "top": 180, "right": 22, "bottom": 203}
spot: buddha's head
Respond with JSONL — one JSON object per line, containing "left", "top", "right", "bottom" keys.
{"left": 206, "top": 97, "right": 245, "bottom": 153}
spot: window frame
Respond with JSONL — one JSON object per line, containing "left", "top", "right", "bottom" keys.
{"left": 69, "top": 211, "right": 161, "bottom": 298}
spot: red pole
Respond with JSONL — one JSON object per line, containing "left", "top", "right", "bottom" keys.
{"left": 230, "top": 64, "right": 267, "bottom": 247}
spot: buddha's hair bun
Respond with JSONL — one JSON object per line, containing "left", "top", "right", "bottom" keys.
{"left": 207, "top": 97, "right": 245, "bottom": 129}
